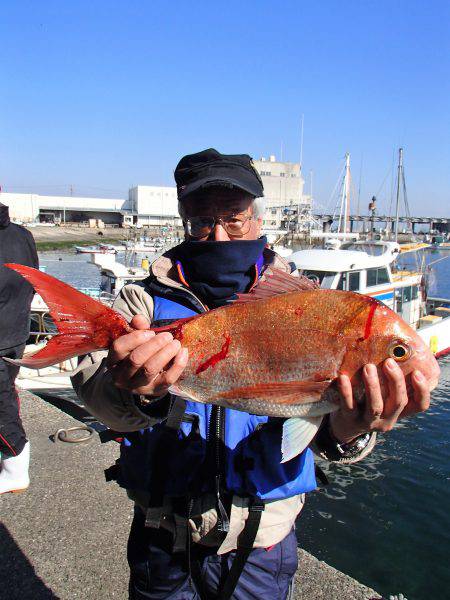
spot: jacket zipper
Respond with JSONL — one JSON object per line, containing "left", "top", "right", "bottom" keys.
{"left": 210, "top": 405, "right": 229, "bottom": 532}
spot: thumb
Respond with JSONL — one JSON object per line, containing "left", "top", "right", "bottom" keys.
{"left": 130, "top": 314, "right": 151, "bottom": 330}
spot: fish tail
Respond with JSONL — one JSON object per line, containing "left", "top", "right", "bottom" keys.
{"left": 5, "top": 264, "right": 129, "bottom": 368}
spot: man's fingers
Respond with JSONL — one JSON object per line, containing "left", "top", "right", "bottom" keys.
{"left": 107, "top": 329, "right": 155, "bottom": 365}
{"left": 382, "top": 358, "right": 408, "bottom": 422}
{"left": 412, "top": 370, "right": 431, "bottom": 411}
{"left": 401, "top": 370, "right": 431, "bottom": 416}
{"left": 111, "top": 332, "right": 174, "bottom": 384}
{"left": 337, "top": 374, "right": 355, "bottom": 412}
{"left": 160, "top": 347, "right": 189, "bottom": 386}
{"left": 130, "top": 314, "right": 151, "bottom": 330}
{"left": 141, "top": 338, "right": 182, "bottom": 379}
{"left": 128, "top": 347, "right": 189, "bottom": 395}
{"left": 362, "top": 364, "right": 384, "bottom": 421}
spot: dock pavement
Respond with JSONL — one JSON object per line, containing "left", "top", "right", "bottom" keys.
{"left": 0, "top": 390, "right": 381, "bottom": 600}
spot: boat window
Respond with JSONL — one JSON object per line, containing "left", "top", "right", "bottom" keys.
{"left": 301, "top": 270, "right": 337, "bottom": 288}
{"left": 377, "top": 268, "right": 389, "bottom": 284}
{"left": 349, "top": 271, "right": 360, "bottom": 291}
{"left": 367, "top": 267, "right": 390, "bottom": 286}
{"left": 403, "top": 286, "right": 412, "bottom": 302}
{"left": 335, "top": 271, "right": 360, "bottom": 291}
{"left": 412, "top": 286, "right": 418, "bottom": 300}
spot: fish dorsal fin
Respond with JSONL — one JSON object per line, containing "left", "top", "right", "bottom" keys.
{"left": 232, "top": 268, "right": 318, "bottom": 304}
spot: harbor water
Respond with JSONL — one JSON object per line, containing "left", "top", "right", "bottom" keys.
{"left": 38, "top": 248, "right": 450, "bottom": 600}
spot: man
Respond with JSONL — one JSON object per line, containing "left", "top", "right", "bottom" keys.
{"left": 0, "top": 202, "right": 39, "bottom": 494}
{"left": 72, "top": 149, "right": 431, "bottom": 599}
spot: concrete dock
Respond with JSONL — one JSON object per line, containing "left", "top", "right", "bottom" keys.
{"left": 0, "top": 391, "right": 381, "bottom": 599}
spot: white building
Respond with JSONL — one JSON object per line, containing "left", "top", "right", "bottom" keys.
{"left": 252, "top": 155, "right": 311, "bottom": 230}
{"left": 127, "top": 186, "right": 182, "bottom": 228}
{"left": 0, "top": 192, "right": 127, "bottom": 225}
{"left": 0, "top": 188, "right": 183, "bottom": 228}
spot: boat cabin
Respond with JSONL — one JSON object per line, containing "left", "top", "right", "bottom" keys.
{"left": 290, "top": 241, "right": 423, "bottom": 329}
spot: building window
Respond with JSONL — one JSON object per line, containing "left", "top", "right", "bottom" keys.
{"left": 260, "top": 171, "right": 271, "bottom": 176}
{"left": 271, "top": 209, "right": 277, "bottom": 215}
{"left": 280, "top": 172, "right": 285, "bottom": 177}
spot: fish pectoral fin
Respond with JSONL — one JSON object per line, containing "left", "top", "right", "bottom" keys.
{"left": 281, "top": 416, "right": 323, "bottom": 463}
{"left": 217, "top": 380, "right": 332, "bottom": 404}
{"left": 168, "top": 385, "right": 198, "bottom": 402}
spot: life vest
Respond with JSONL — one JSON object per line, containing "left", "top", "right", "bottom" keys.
{"left": 116, "top": 279, "right": 317, "bottom": 501}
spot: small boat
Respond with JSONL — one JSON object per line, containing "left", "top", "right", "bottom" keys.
{"left": 99, "top": 243, "right": 127, "bottom": 253}
{"left": 431, "top": 236, "right": 450, "bottom": 251}
{"left": 290, "top": 240, "right": 450, "bottom": 358}
{"left": 74, "top": 245, "right": 116, "bottom": 254}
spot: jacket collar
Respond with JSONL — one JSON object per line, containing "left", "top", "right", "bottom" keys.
{"left": 149, "top": 245, "right": 291, "bottom": 307}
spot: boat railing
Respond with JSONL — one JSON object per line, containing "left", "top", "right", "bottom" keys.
{"left": 426, "top": 296, "right": 450, "bottom": 310}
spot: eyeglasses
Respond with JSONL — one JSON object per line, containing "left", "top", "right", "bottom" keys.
{"left": 184, "top": 213, "right": 254, "bottom": 238}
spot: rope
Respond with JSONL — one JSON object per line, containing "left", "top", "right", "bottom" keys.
{"left": 53, "top": 425, "right": 94, "bottom": 444}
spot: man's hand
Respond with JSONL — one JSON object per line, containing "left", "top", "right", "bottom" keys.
{"left": 107, "top": 315, "right": 189, "bottom": 397}
{"left": 330, "top": 358, "right": 431, "bottom": 444}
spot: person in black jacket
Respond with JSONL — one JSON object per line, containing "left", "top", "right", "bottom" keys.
{"left": 0, "top": 202, "right": 39, "bottom": 494}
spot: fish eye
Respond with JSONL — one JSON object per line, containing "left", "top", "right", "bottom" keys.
{"left": 388, "top": 341, "right": 411, "bottom": 362}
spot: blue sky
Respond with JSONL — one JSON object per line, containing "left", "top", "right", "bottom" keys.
{"left": 1, "top": 1, "right": 449, "bottom": 216}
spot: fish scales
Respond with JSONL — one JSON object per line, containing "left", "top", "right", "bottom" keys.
{"left": 172, "top": 290, "right": 383, "bottom": 413}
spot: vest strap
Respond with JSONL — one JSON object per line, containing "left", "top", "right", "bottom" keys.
{"left": 218, "top": 498, "right": 265, "bottom": 600}
{"left": 145, "top": 398, "right": 187, "bottom": 543}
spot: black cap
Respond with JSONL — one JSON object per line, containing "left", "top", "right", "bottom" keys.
{"left": 174, "top": 148, "right": 264, "bottom": 201}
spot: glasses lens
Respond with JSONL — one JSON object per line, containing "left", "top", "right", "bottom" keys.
{"left": 187, "top": 217, "right": 215, "bottom": 237}
{"left": 223, "top": 216, "right": 252, "bottom": 236}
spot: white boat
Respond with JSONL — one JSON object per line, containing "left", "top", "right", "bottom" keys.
{"left": 74, "top": 245, "right": 116, "bottom": 254}
{"left": 290, "top": 240, "right": 450, "bottom": 357}
{"left": 91, "top": 252, "right": 150, "bottom": 296}
{"left": 132, "top": 244, "right": 164, "bottom": 253}
{"left": 99, "top": 243, "right": 127, "bottom": 253}
{"left": 15, "top": 293, "right": 75, "bottom": 391}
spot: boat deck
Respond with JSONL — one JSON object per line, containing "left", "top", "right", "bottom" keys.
{"left": 0, "top": 390, "right": 380, "bottom": 599}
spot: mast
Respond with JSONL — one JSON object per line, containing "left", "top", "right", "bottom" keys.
{"left": 297, "top": 115, "right": 305, "bottom": 233}
{"left": 394, "top": 147, "right": 403, "bottom": 242}
{"left": 338, "top": 153, "right": 351, "bottom": 234}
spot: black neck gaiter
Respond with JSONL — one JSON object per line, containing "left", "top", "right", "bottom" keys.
{"left": 175, "top": 237, "right": 267, "bottom": 307}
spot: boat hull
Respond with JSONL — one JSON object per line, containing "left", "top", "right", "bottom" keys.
{"left": 417, "top": 317, "right": 450, "bottom": 358}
